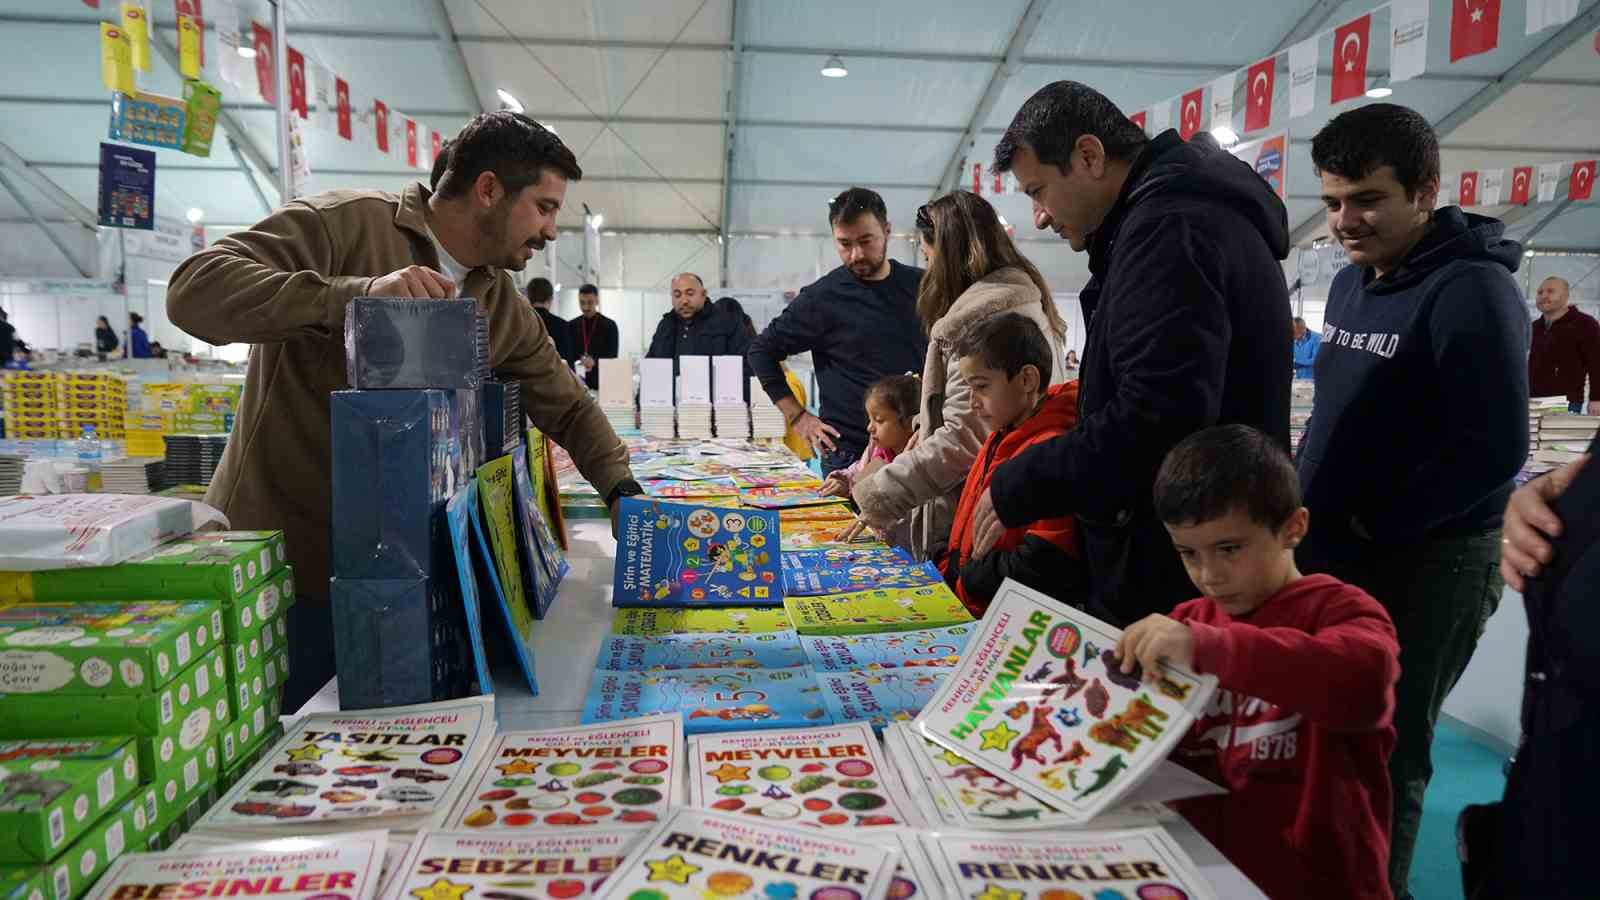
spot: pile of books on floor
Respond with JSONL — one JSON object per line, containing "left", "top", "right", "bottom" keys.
{"left": 751, "top": 376, "right": 787, "bottom": 438}
{"left": 99, "top": 457, "right": 165, "bottom": 495}
{"left": 162, "top": 434, "right": 228, "bottom": 486}
{"left": 0, "top": 452, "right": 21, "bottom": 495}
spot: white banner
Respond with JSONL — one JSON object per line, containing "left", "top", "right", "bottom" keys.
{"left": 1149, "top": 99, "right": 1171, "bottom": 135}
{"left": 1527, "top": 0, "right": 1580, "bottom": 34}
{"left": 1289, "top": 36, "right": 1318, "bottom": 119}
{"left": 213, "top": 0, "right": 247, "bottom": 91}
{"left": 288, "top": 116, "right": 311, "bottom": 199}
{"left": 1480, "top": 168, "right": 1504, "bottom": 206}
{"left": 1390, "top": 0, "right": 1430, "bottom": 83}
{"left": 1538, "top": 163, "right": 1563, "bottom": 202}
{"left": 310, "top": 61, "right": 333, "bottom": 131}
{"left": 1210, "top": 72, "right": 1235, "bottom": 130}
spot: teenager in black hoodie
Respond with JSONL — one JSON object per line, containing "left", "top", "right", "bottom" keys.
{"left": 968, "top": 80, "right": 1291, "bottom": 627}
{"left": 1298, "top": 103, "right": 1529, "bottom": 899}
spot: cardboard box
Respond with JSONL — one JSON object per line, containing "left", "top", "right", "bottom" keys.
{"left": 140, "top": 742, "right": 220, "bottom": 853}
{"left": 0, "top": 786, "right": 160, "bottom": 900}
{"left": 0, "top": 740, "right": 138, "bottom": 863}
{"left": 0, "top": 533, "right": 285, "bottom": 606}
{"left": 0, "top": 600, "right": 222, "bottom": 696}
{"left": 216, "top": 568, "right": 295, "bottom": 644}
{"left": 147, "top": 739, "right": 218, "bottom": 824}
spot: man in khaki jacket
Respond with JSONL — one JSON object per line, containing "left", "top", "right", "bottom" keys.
{"left": 168, "top": 112, "right": 640, "bottom": 709}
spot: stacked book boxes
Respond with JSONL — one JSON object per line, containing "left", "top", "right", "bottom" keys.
{"left": 0, "top": 373, "right": 128, "bottom": 442}
{"left": 124, "top": 382, "right": 243, "bottom": 461}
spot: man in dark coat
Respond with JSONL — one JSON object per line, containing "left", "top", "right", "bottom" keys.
{"left": 646, "top": 273, "right": 751, "bottom": 370}
{"left": 526, "top": 277, "right": 575, "bottom": 365}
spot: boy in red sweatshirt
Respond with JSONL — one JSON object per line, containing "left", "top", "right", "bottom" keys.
{"left": 1116, "top": 424, "right": 1400, "bottom": 900}
{"left": 938, "top": 313, "right": 1086, "bottom": 615}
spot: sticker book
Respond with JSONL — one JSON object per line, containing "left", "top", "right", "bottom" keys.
{"left": 817, "top": 669, "right": 948, "bottom": 733}
{"left": 782, "top": 559, "right": 945, "bottom": 596}
{"left": 800, "top": 623, "right": 974, "bottom": 671}
{"left": 913, "top": 579, "right": 1217, "bottom": 822}
{"left": 781, "top": 546, "right": 912, "bottom": 572}
{"left": 608, "top": 607, "right": 793, "bottom": 636}
{"left": 84, "top": 830, "right": 390, "bottom": 900}
{"left": 582, "top": 667, "right": 832, "bottom": 735}
{"left": 919, "top": 826, "right": 1218, "bottom": 900}
{"left": 784, "top": 584, "right": 975, "bottom": 636}
{"left": 594, "top": 631, "right": 807, "bottom": 671}
{"left": 612, "top": 498, "right": 783, "bottom": 608}
{"left": 687, "top": 723, "right": 920, "bottom": 828}
{"left": 382, "top": 829, "right": 644, "bottom": 900}
{"left": 446, "top": 714, "right": 684, "bottom": 832}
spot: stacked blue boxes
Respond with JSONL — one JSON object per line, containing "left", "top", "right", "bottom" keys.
{"left": 481, "top": 379, "right": 522, "bottom": 456}
{"left": 330, "top": 298, "right": 488, "bottom": 709}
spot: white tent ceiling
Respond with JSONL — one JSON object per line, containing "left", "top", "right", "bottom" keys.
{"left": 0, "top": 0, "right": 1596, "bottom": 263}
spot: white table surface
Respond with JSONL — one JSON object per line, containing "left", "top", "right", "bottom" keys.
{"left": 300, "top": 519, "right": 1267, "bottom": 899}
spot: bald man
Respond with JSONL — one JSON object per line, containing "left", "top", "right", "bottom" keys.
{"left": 1529, "top": 275, "right": 1600, "bottom": 414}
{"left": 645, "top": 272, "right": 751, "bottom": 371}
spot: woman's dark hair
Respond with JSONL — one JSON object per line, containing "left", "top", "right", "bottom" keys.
{"left": 994, "top": 81, "right": 1150, "bottom": 175}
{"left": 1154, "top": 425, "right": 1301, "bottom": 530}
{"left": 435, "top": 112, "right": 582, "bottom": 200}
{"left": 97, "top": 316, "right": 110, "bottom": 327}
{"left": 129, "top": 312, "right": 143, "bottom": 326}
{"left": 864, "top": 374, "right": 920, "bottom": 423}
{"left": 1311, "top": 103, "right": 1440, "bottom": 201}
{"left": 915, "top": 191, "right": 1065, "bottom": 341}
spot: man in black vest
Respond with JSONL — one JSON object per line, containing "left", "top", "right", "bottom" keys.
{"left": 569, "top": 283, "right": 619, "bottom": 391}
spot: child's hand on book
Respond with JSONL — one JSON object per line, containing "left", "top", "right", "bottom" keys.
{"left": 1115, "top": 614, "right": 1194, "bottom": 678}
{"left": 819, "top": 474, "right": 849, "bottom": 498}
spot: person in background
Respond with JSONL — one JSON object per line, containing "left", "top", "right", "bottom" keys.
{"left": 126, "top": 312, "right": 151, "bottom": 358}
{"left": 165, "top": 111, "right": 641, "bottom": 711}
{"left": 526, "top": 277, "right": 575, "bottom": 364}
{"left": 148, "top": 341, "right": 167, "bottom": 360}
{"left": 968, "top": 80, "right": 1292, "bottom": 626}
{"left": 1064, "top": 348, "right": 1080, "bottom": 369}
{"left": 939, "top": 314, "right": 1084, "bottom": 614}
{"left": 746, "top": 187, "right": 927, "bottom": 476}
{"left": 4, "top": 339, "right": 29, "bottom": 370}
{"left": 0, "top": 309, "right": 17, "bottom": 366}
{"left": 1294, "top": 103, "right": 1528, "bottom": 899}
{"left": 570, "top": 283, "right": 619, "bottom": 391}
{"left": 716, "top": 296, "right": 757, "bottom": 339}
{"left": 1121, "top": 424, "right": 1399, "bottom": 900}
{"left": 95, "top": 315, "right": 119, "bottom": 357}
{"left": 646, "top": 273, "right": 752, "bottom": 369}
{"left": 820, "top": 374, "right": 919, "bottom": 499}
{"left": 1528, "top": 275, "right": 1599, "bottom": 414}
{"left": 1293, "top": 316, "right": 1321, "bottom": 380}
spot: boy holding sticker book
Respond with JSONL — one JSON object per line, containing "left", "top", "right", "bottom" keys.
{"left": 937, "top": 313, "right": 1085, "bottom": 614}
{"left": 1117, "top": 424, "right": 1401, "bottom": 900}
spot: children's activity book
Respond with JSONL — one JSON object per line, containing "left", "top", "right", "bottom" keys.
{"left": 609, "top": 607, "right": 793, "bottom": 636}
{"left": 382, "top": 828, "right": 644, "bottom": 900}
{"left": 782, "top": 559, "right": 945, "bottom": 597}
{"left": 817, "top": 668, "right": 949, "bottom": 733}
{"left": 594, "top": 630, "right": 807, "bottom": 671}
{"left": 613, "top": 497, "right": 782, "bottom": 608}
{"left": 85, "top": 831, "right": 390, "bottom": 900}
{"left": 919, "top": 826, "right": 1218, "bottom": 900}
{"left": 785, "top": 584, "right": 974, "bottom": 636}
{"left": 582, "top": 667, "right": 831, "bottom": 735}
{"left": 800, "top": 624, "right": 974, "bottom": 671}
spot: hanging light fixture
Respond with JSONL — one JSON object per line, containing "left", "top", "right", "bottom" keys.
{"left": 1365, "top": 82, "right": 1394, "bottom": 98}
{"left": 496, "top": 89, "right": 524, "bottom": 113}
{"left": 1210, "top": 126, "right": 1240, "bottom": 147}
{"left": 820, "top": 55, "right": 848, "bottom": 78}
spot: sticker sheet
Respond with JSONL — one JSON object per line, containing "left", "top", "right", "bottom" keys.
{"left": 783, "top": 560, "right": 945, "bottom": 597}
{"left": 594, "top": 631, "right": 807, "bottom": 671}
{"left": 592, "top": 807, "right": 899, "bottom": 900}
{"left": 613, "top": 498, "right": 782, "bottom": 608}
{"left": 687, "top": 723, "right": 919, "bottom": 828}
{"left": 920, "top": 827, "right": 1218, "bottom": 900}
{"left": 817, "top": 669, "right": 948, "bottom": 733}
{"left": 781, "top": 547, "right": 912, "bottom": 571}
{"left": 784, "top": 585, "right": 975, "bottom": 636}
{"left": 85, "top": 830, "right": 389, "bottom": 900}
{"left": 195, "top": 696, "right": 495, "bottom": 833}
{"left": 913, "top": 580, "right": 1216, "bottom": 822}
{"left": 382, "top": 829, "right": 644, "bottom": 900}
{"left": 582, "top": 667, "right": 832, "bottom": 735}
{"left": 447, "top": 715, "right": 684, "bottom": 831}
{"left": 800, "top": 624, "right": 974, "bottom": 671}
{"left": 608, "top": 607, "right": 793, "bottom": 636}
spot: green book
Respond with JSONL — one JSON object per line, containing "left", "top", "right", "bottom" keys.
{"left": 0, "top": 531, "right": 286, "bottom": 606}
{"left": 0, "top": 600, "right": 222, "bottom": 696}
{"left": 783, "top": 584, "right": 975, "bottom": 635}
{"left": 0, "top": 739, "right": 139, "bottom": 863}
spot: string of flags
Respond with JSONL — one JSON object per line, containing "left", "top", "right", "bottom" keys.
{"left": 1447, "top": 159, "right": 1597, "bottom": 207}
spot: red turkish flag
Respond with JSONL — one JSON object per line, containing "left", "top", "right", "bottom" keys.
{"left": 1178, "top": 88, "right": 1204, "bottom": 141}
{"left": 286, "top": 47, "right": 307, "bottom": 118}
{"left": 431, "top": 130, "right": 442, "bottom": 161}
{"left": 1245, "top": 57, "right": 1275, "bottom": 133}
{"left": 1331, "top": 15, "right": 1370, "bottom": 104}
{"left": 1571, "top": 160, "right": 1597, "bottom": 201}
{"left": 1451, "top": 0, "right": 1501, "bottom": 63}
{"left": 251, "top": 22, "right": 274, "bottom": 103}
{"left": 335, "top": 77, "right": 352, "bottom": 139}
{"left": 406, "top": 119, "right": 418, "bottom": 168}
{"left": 1509, "top": 166, "right": 1534, "bottom": 204}
{"left": 972, "top": 163, "right": 982, "bottom": 194}
{"left": 175, "top": 0, "right": 203, "bottom": 66}
{"left": 1459, "top": 171, "right": 1479, "bottom": 206}
{"left": 1129, "top": 110, "right": 1147, "bottom": 133}
{"left": 374, "top": 100, "right": 389, "bottom": 153}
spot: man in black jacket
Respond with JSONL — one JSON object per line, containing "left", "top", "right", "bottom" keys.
{"left": 569, "top": 284, "right": 619, "bottom": 391}
{"left": 968, "top": 80, "right": 1291, "bottom": 626}
{"left": 646, "top": 273, "right": 751, "bottom": 370}
{"left": 526, "top": 277, "right": 575, "bottom": 365}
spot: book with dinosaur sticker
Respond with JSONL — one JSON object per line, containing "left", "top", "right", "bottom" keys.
{"left": 445, "top": 715, "right": 684, "bottom": 832}
{"left": 591, "top": 807, "right": 899, "bottom": 900}
{"left": 687, "top": 723, "right": 920, "bottom": 828}
{"left": 382, "top": 829, "right": 643, "bottom": 900}
{"left": 783, "top": 559, "right": 946, "bottom": 597}
{"left": 612, "top": 498, "right": 783, "bottom": 608}
{"left": 608, "top": 607, "right": 792, "bottom": 636}
{"left": 581, "top": 667, "right": 831, "bottom": 735}
{"left": 816, "top": 669, "right": 948, "bottom": 733}
{"left": 919, "top": 826, "right": 1218, "bottom": 900}
{"left": 781, "top": 547, "right": 912, "bottom": 572}
{"left": 800, "top": 624, "right": 974, "bottom": 671}
{"left": 913, "top": 579, "right": 1217, "bottom": 823}
{"left": 193, "top": 696, "right": 495, "bottom": 835}
{"left": 594, "top": 631, "right": 807, "bottom": 671}
{"left": 84, "top": 830, "right": 390, "bottom": 900}
{"left": 785, "top": 585, "right": 975, "bottom": 636}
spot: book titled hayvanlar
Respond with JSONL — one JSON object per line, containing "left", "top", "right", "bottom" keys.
{"left": 613, "top": 497, "right": 783, "bottom": 608}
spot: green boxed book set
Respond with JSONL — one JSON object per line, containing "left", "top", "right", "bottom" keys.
{"left": 0, "top": 786, "right": 160, "bottom": 900}
{"left": 0, "top": 532, "right": 286, "bottom": 606}
{"left": 0, "top": 601, "right": 221, "bottom": 696}
{"left": 0, "top": 740, "right": 138, "bottom": 863}
{"left": 217, "top": 568, "right": 295, "bottom": 644}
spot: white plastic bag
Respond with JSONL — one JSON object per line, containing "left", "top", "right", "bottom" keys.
{"left": 0, "top": 494, "right": 229, "bottom": 570}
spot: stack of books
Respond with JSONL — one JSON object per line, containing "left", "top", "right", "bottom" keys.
{"left": 677, "top": 402, "right": 714, "bottom": 438}
{"left": 1535, "top": 412, "right": 1598, "bottom": 467}
{"left": 162, "top": 434, "right": 228, "bottom": 486}
{"left": 596, "top": 358, "right": 636, "bottom": 433}
{"left": 1528, "top": 395, "right": 1569, "bottom": 451}
{"left": 714, "top": 401, "right": 749, "bottom": 439}
{"left": 1289, "top": 378, "right": 1314, "bottom": 456}
{"left": 100, "top": 457, "right": 165, "bottom": 495}
{"left": 639, "top": 358, "right": 676, "bottom": 438}
{"left": 0, "top": 452, "right": 22, "bottom": 495}
{"left": 751, "top": 376, "right": 787, "bottom": 439}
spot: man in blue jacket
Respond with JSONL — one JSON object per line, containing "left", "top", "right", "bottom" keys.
{"left": 1295, "top": 103, "right": 1528, "bottom": 899}
{"left": 1293, "top": 316, "right": 1321, "bottom": 379}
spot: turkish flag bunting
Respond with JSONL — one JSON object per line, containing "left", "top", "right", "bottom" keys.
{"left": 1130, "top": 110, "right": 1147, "bottom": 132}
{"left": 1459, "top": 171, "right": 1479, "bottom": 206}
{"left": 251, "top": 22, "right": 274, "bottom": 103}
{"left": 374, "top": 100, "right": 389, "bottom": 153}
{"left": 1245, "top": 57, "right": 1276, "bottom": 132}
{"left": 972, "top": 163, "right": 982, "bottom": 194}
{"left": 431, "top": 130, "right": 442, "bottom": 161}
{"left": 1509, "top": 166, "right": 1534, "bottom": 204}
{"left": 1178, "top": 88, "right": 1204, "bottom": 140}
{"left": 1571, "top": 160, "right": 1596, "bottom": 201}
{"left": 406, "top": 119, "right": 418, "bottom": 168}
{"left": 286, "top": 46, "right": 307, "bottom": 118}
{"left": 335, "top": 77, "right": 352, "bottom": 140}
{"left": 1331, "top": 15, "right": 1370, "bottom": 104}
{"left": 175, "top": 0, "right": 203, "bottom": 66}
{"left": 1451, "top": 0, "right": 1501, "bottom": 62}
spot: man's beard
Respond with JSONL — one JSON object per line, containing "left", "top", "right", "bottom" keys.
{"left": 849, "top": 250, "right": 886, "bottom": 277}
{"left": 479, "top": 202, "right": 541, "bottom": 271}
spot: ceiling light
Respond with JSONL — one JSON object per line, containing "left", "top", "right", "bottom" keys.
{"left": 820, "top": 55, "right": 848, "bottom": 78}
{"left": 553, "top": 283, "right": 562, "bottom": 292}
{"left": 237, "top": 45, "right": 256, "bottom": 59}
{"left": 496, "top": 89, "right": 524, "bottom": 113}
{"left": 186, "top": 207, "right": 204, "bottom": 224}
{"left": 590, "top": 213, "right": 604, "bottom": 229}
{"left": 1365, "top": 85, "right": 1394, "bottom": 98}
{"left": 1210, "top": 126, "right": 1239, "bottom": 147}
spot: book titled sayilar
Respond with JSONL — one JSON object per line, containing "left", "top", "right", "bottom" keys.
{"left": 582, "top": 667, "right": 831, "bottom": 735}
{"left": 913, "top": 579, "right": 1217, "bottom": 823}
{"left": 83, "top": 830, "right": 390, "bottom": 900}
{"left": 919, "top": 826, "right": 1218, "bottom": 900}
{"left": 613, "top": 497, "right": 783, "bottom": 608}
{"left": 591, "top": 807, "right": 900, "bottom": 900}
{"left": 785, "top": 584, "right": 974, "bottom": 636}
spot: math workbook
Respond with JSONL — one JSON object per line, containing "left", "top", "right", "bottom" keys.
{"left": 612, "top": 497, "right": 783, "bottom": 608}
{"left": 781, "top": 547, "right": 912, "bottom": 571}
{"left": 381, "top": 829, "right": 644, "bottom": 900}
{"left": 816, "top": 668, "right": 949, "bottom": 733}
{"left": 193, "top": 696, "right": 496, "bottom": 834}
{"left": 446, "top": 714, "right": 685, "bottom": 831}
{"left": 687, "top": 723, "right": 920, "bottom": 828}
{"left": 85, "top": 831, "right": 389, "bottom": 900}
{"left": 913, "top": 580, "right": 1216, "bottom": 823}
{"left": 582, "top": 667, "right": 832, "bottom": 735}
{"left": 800, "top": 623, "right": 974, "bottom": 671}
{"left": 608, "top": 607, "right": 794, "bottom": 636}
{"left": 920, "top": 827, "right": 1218, "bottom": 900}
{"left": 594, "top": 631, "right": 808, "bottom": 671}
{"left": 591, "top": 807, "right": 900, "bottom": 900}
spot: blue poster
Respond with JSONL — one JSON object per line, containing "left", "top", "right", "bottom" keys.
{"left": 96, "top": 142, "right": 154, "bottom": 230}
{"left": 444, "top": 481, "right": 494, "bottom": 694}
{"left": 612, "top": 497, "right": 783, "bottom": 608}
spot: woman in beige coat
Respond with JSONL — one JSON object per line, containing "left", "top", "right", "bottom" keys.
{"left": 851, "top": 191, "right": 1068, "bottom": 560}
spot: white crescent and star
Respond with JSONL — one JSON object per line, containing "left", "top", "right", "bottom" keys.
{"left": 1183, "top": 98, "right": 1199, "bottom": 127}
{"left": 1464, "top": 0, "right": 1486, "bottom": 24}
{"left": 1514, "top": 171, "right": 1529, "bottom": 189}
{"left": 1252, "top": 71, "right": 1269, "bottom": 105}
{"left": 1578, "top": 166, "right": 1593, "bottom": 189}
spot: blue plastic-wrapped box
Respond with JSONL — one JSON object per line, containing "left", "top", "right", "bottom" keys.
{"left": 344, "top": 297, "right": 488, "bottom": 390}
{"left": 329, "top": 575, "right": 471, "bottom": 708}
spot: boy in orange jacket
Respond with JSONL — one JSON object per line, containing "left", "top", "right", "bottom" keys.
{"left": 939, "top": 313, "right": 1086, "bottom": 614}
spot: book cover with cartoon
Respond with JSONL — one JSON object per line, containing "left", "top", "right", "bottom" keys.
{"left": 781, "top": 547, "right": 912, "bottom": 572}
{"left": 784, "top": 584, "right": 975, "bottom": 636}
{"left": 737, "top": 486, "right": 841, "bottom": 509}
{"left": 816, "top": 669, "right": 949, "bottom": 733}
{"left": 686, "top": 723, "right": 919, "bottom": 828}
{"left": 581, "top": 667, "right": 832, "bottom": 735}
{"left": 594, "top": 631, "right": 807, "bottom": 671}
{"left": 913, "top": 579, "right": 1217, "bottom": 823}
{"left": 608, "top": 607, "right": 793, "bottom": 637}
{"left": 920, "top": 827, "right": 1218, "bottom": 900}
{"left": 800, "top": 624, "right": 974, "bottom": 671}
{"left": 612, "top": 498, "right": 782, "bottom": 608}
{"left": 382, "top": 829, "right": 643, "bottom": 900}
{"left": 783, "top": 559, "right": 946, "bottom": 597}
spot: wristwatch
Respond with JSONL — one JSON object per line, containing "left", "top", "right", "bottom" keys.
{"left": 605, "top": 479, "right": 644, "bottom": 506}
